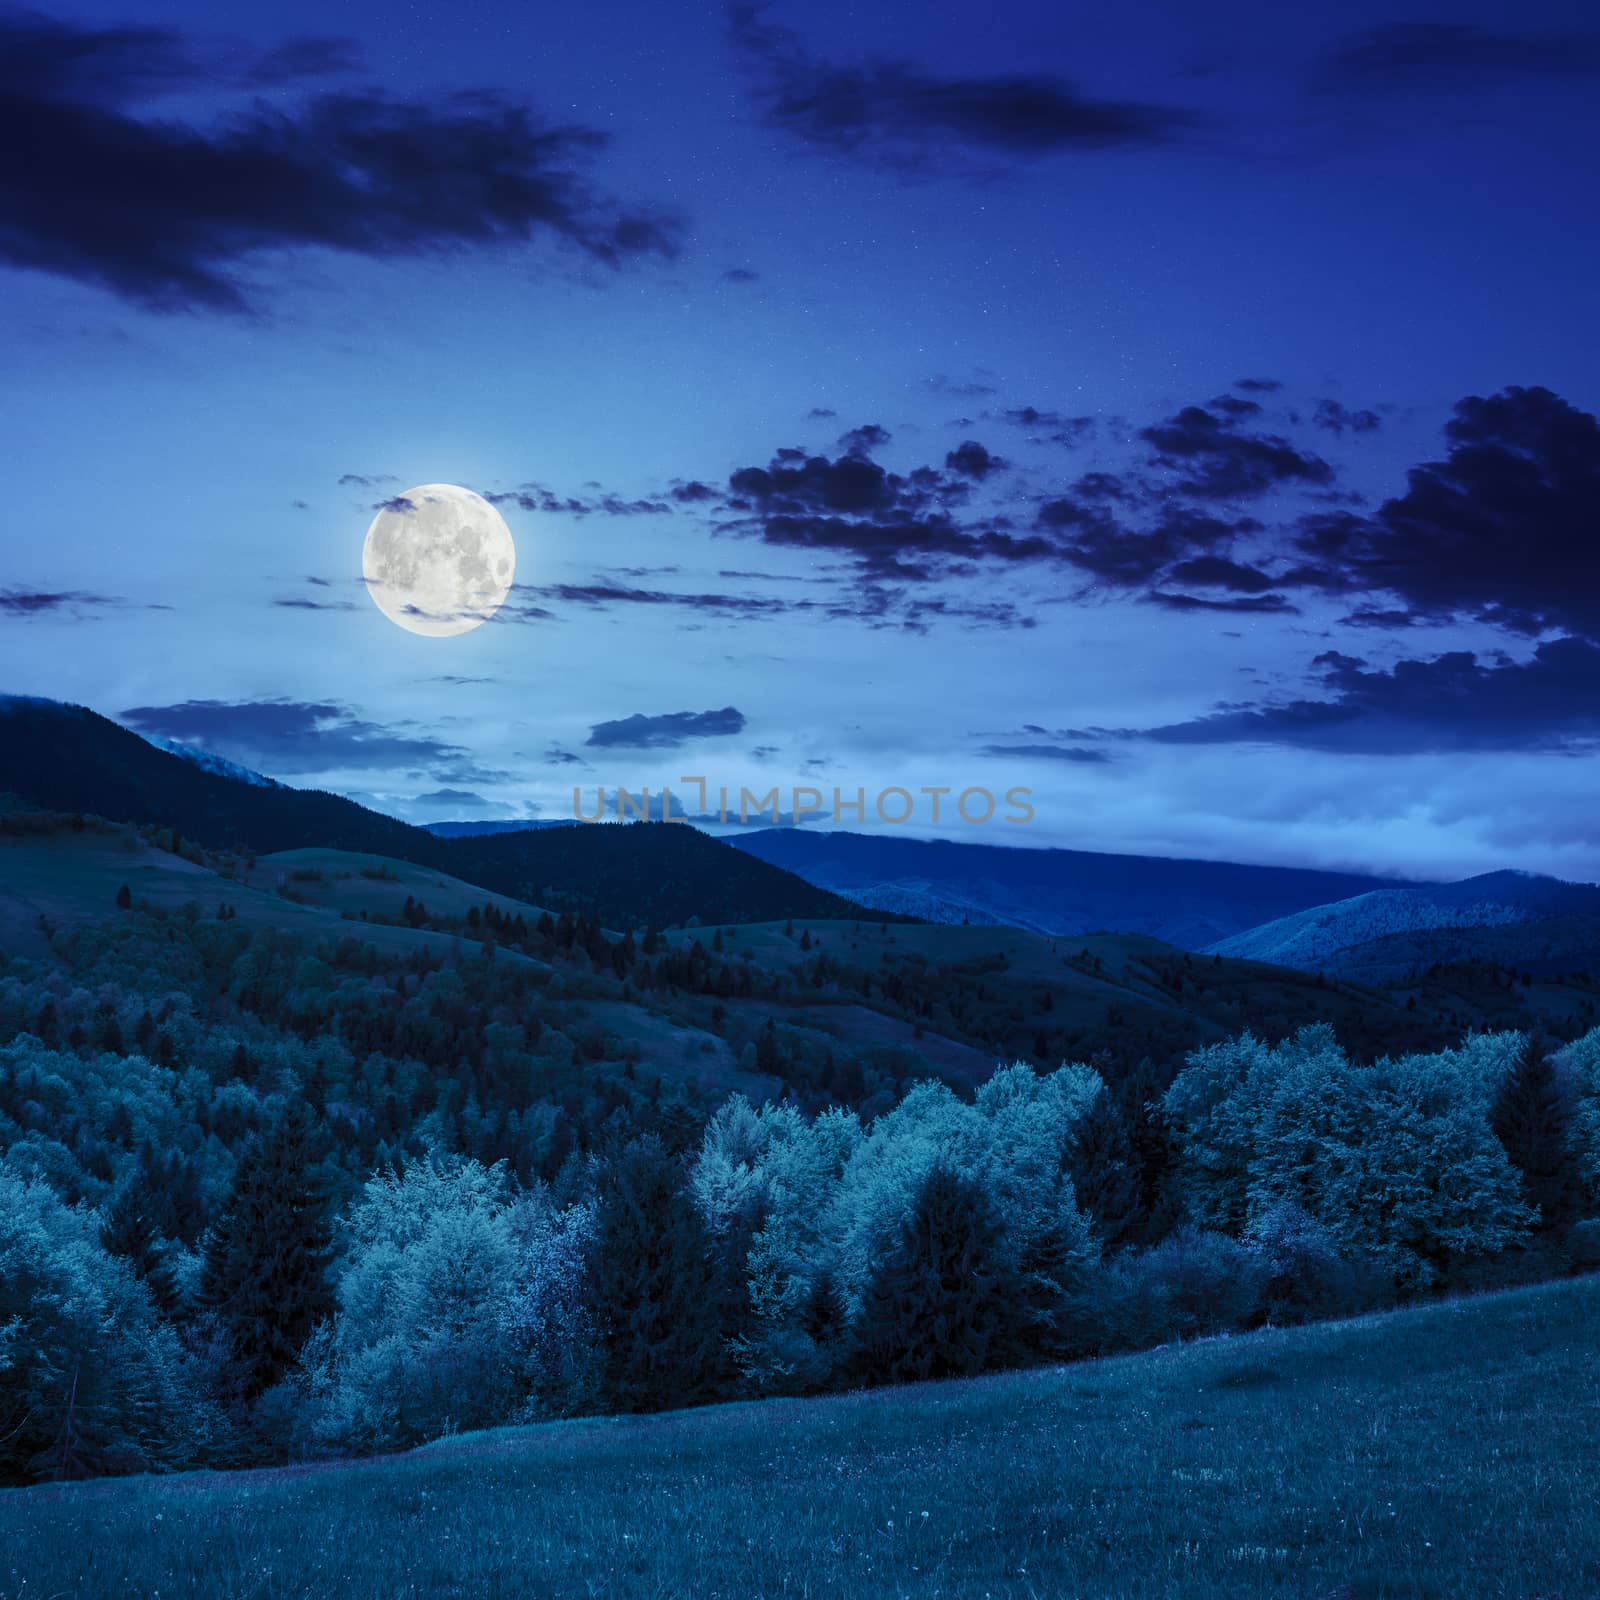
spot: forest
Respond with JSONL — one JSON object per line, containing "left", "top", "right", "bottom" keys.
{"left": 4, "top": 845, "right": 1600, "bottom": 1485}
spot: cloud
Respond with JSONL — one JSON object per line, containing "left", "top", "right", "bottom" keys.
{"left": 730, "top": 1, "right": 1198, "bottom": 174}
{"left": 1323, "top": 22, "right": 1600, "bottom": 91}
{"left": 945, "top": 440, "right": 1005, "bottom": 479}
{"left": 338, "top": 472, "right": 396, "bottom": 488}
{"left": 722, "top": 265, "right": 760, "bottom": 282}
{"left": 483, "top": 483, "right": 673, "bottom": 517}
{"left": 586, "top": 706, "right": 748, "bottom": 749}
{"left": 1234, "top": 377, "right": 1282, "bottom": 393}
{"left": 838, "top": 423, "right": 891, "bottom": 456}
{"left": 806, "top": 406, "right": 838, "bottom": 420}
{"left": 1312, "top": 398, "right": 1381, "bottom": 435}
{"left": 980, "top": 743, "right": 1111, "bottom": 764}
{"left": 413, "top": 787, "right": 490, "bottom": 807}
{"left": 670, "top": 479, "right": 721, "bottom": 504}
{"left": 725, "top": 442, "right": 1048, "bottom": 580}
{"left": 1138, "top": 402, "right": 1334, "bottom": 500}
{"left": 1135, "top": 637, "right": 1600, "bottom": 754}
{"left": 1000, "top": 406, "right": 1096, "bottom": 443}
{"left": 119, "top": 698, "right": 480, "bottom": 774}
{"left": 0, "top": 587, "right": 136, "bottom": 617}
{"left": 0, "top": 11, "right": 679, "bottom": 312}
{"left": 514, "top": 581, "right": 793, "bottom": 622}
{"left": 1145, "top": 591, "right": 1299, "bottom": 615}
{"left": 1322, "top": 385, "right": 1600, "bottom": 639}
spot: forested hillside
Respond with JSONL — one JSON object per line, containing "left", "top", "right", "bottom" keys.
{"left": 4, "top": 801, "right": 1600, "bottom": 1483}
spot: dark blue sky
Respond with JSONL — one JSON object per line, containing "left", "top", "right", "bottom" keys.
{"left": 4, "top": 0, "right": 1600, "bottom": 878}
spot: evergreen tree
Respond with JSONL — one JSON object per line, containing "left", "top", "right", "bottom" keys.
{"left": 200, "top": 1099, "right": 332, "bottom": 1397}
{"left": 1068, "top": 1084, "right": 1141, "bottom": 1252}
{"left": 588, "top": 1135, "right": 725, "bottom": 1412}
{"left": 99, "top": 1185, "right": 181, "bottom": 1318}
{"left": 1492, "top": 1036, "right": 1583, "bottom": 1234}
{"left": 853, "top": 1162, "right": 1016, "bottom": 1385}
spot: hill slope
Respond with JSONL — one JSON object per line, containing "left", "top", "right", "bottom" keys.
{"left": 1208, "top": 869, "right": 1600, "bottom": 980}
{"left": 0, "top": 698, "right": 894, "bottom": 930}
{"left": 729, "top": 828, "right": 1417, "bottom": 948}
{"left": 4, "top": 1275, "right": 1594, "bottom": 1599}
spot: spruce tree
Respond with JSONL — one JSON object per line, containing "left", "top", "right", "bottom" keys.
{"left": 1492, "top": 1036, "right": 1583, "bottom": 1234}
{"left": 589, "top": 1135, "right": 725, "bottom": 1412}
{"left": 1068, "top": 1085, "right": 1142, "bottom": 1252}
{"left": 200, "top": 1099, "right": 332, "bottom": 1396}
{"left": 99, "top": 1185, "right": 181, "bottom": 1318}
{"left": 853, "top": 1163, "right": 1016, "bottom": 1385}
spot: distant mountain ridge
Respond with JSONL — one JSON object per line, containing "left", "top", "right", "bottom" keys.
{"left": 0, "top": 698, "right": 898, "bottom": 930}
{"left": 728, "top": 828, "right": 1420, "bottom": 950}
{"left": 1206, "top": 870, "right": 1600, "bottom": 980}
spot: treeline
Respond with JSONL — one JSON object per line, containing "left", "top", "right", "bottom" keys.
{"left": 5, "top": 1009, "right": 1600, "bottom": 1482}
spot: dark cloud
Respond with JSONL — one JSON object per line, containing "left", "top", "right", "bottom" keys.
{"left": 806, "top": 406, "right": 838, "bottom": 420}
{"left": 1138, "top": 637, "right": 1600, "bottom": 754}
{"left": 923, "top": 374, "right": 999, "bottom": 399}
{"left": 838, "top": 423, "right": 892, "bottom": 457}
{"left": 670, "top": 479, "right": 721, "bottom": 504}
{"left": 586, "top": 706, "right": 747, "bottom": 749}
{"left": 1139, "top": 402, "right": 1334, "bottom": 500}
{"left": 483, "top": 483, "right": 672, "bottom": 517}
{"left": 0, "top": 11, "right": 679, "bottom": 312}
{"left": 1146, "top": 592, "right": 1298, "bottom": 615}
{"left": 725, "top": 443, "right": 1050, "bottom": 582}
{"left": 730, "top": 1, "right": 1197, "bottom": 175}
{"left": 1324, "top": 22, "right": 1600, "bottom": 91}
{"left": 543, "top": 745, "right": 587, "bottom": 767}
{"left": 119, "top": 698, "right": 478, "bottom": 774}
{"left": 516, "top": 581, "right": 792, "bottom": 621}
{"left": 0, "top": 588, "right": 129, "bottom": 617}
{"left": 338, "top": 472, "right": 396, "bottom": 488}
{"left": 945, "top": 440, "right": 1005, "bottom": 479}
{"left": 273, "top": 596, "right": 360, "bottom": 611}
{"left": 373, "top": 495, "right": 416, "bottom": 514}
{"left": 999, "top": 406, "right": 1095, "bottom": 444}
{"left": 1165, "top": 555, "right": 1277, "bottom": 593}
{"left": 980, "top": 743, "right": 1110, "bottom": 764}
{"left": 722, "top": 266, "right": 760, "bottom": 282}
{"left": 1324, "top": 386, "right": 1600, "bottom": 639}
{"left": 413, "top": 787, "right": 489, "bottom": 807}
{"left": 1234, "top": 378, "right": 1282, "bottom": 393}
{"left": 1313, "top": 398, "right": 1382, "bottom": 435}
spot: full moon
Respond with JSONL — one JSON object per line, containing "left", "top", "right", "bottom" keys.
{"left": 361, "top": 483, "right": 516, "bottom": 638}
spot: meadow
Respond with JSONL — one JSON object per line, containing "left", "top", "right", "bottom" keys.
{"left": 4, "top": 1275, "right": 1596, "bottom": 1600}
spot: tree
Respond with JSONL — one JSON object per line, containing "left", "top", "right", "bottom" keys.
{"left": 588, "top": 1135, "right": 725, "bottom": 1413}
{"left": 853, "top": 1162, "right": 1016, "bottom": 1385}
{"left": 1068, "top": 1083, "right": 1141, "bottom": 1252}
{"left": 1492, "top": 1036, "right": 1583, "bottom": 1234}
{"left": 114, "top": 883, "right": 133, "bottom": 910}
{"left": 199, "top": 1100, "right": 332, "bottom": 1398}
{"left": 99, "top": 1185, "right": 181, "bottom": 1318}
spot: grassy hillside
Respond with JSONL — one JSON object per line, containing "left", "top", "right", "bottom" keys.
{"left": 4, "top": 1275, "right": 1596, "bottom": 1598}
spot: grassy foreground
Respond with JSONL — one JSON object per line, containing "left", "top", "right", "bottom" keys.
{"left": 4, "top": 1279, "right": 1598, "bottom": 1600}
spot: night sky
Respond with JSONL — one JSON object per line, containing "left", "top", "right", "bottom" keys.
{"left": 4, "top": 0, "right": 1599, "bottom": 879}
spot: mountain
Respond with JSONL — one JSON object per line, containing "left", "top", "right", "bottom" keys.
{"left": 727, "top": 828, "right": 1413, "bottom": 949}
{"left": 0, "top": 698, "right": 897, "bottom": 930}
{"left": 422, "top": 820, "right": 578, "bottom": 837}
{"left": 1206, "top": 869, "right": 1600, "bottom": 980}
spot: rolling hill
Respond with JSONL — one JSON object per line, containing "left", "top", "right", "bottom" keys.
{"left": 728, "top": 828, "right": 1416, "bottom": 949}
{"left": 4, "top": 1275, "right": 1594, "bottom": 1598}
{"left": 0, "top": 697, "right": 896, "bottom": 930}
{"left": 1207, "top": 869, "right": 1600, "bottom": 980}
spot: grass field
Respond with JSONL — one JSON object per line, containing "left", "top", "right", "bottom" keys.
{"left": 4, "top": 1277, "right": 1597, "bottom": 1599}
